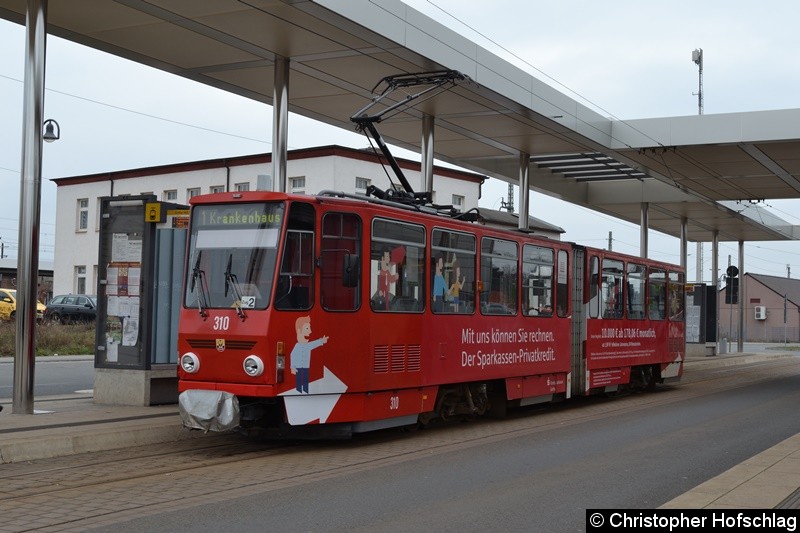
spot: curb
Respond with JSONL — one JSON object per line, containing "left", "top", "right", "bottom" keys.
{"left": 685, "top": 351, "right": 795, "bottom": 368}
{"left": 0, "top": 414, "right": 207, "bottom": 464}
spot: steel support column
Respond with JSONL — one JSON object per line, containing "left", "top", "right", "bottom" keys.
{"left": 421, "top": 114, "right": 434, "bottom": 195}
{"left": 711, "top": 231, "right": 719, "bottom": 288}
{"left": 14, "top": 0, "right": 48, "bottom": 414}
{"left": 518, "top": 152, "right": 530, "bottom": 231}
{"left": 712, "top": 230, "right": 720, "bottom": 350}
{"left": 695, "top": 242, "right": 704, "bottom": 282}
{"left": 639, "top": 202, "right": 649, "bottom": 258}
{"left": 680, "top": 217, "right": 688, "bottom": 269}
{"left": 271, "top": 55, "right": 289, "bottom": 193}
{"left": 738, "top": 240, "right": 745, "bottom": 352}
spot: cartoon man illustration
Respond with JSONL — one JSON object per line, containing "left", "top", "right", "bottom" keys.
{"left": 432, "top": 255, "right": 448, "bottom": 312}
{"left": 290, "top": 315, "right": 329, "bottom": 393}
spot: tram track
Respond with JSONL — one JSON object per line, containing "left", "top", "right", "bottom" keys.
{"left": 0, "top": 357, "right": 797, "bottom": 532}
{"left": 0, "top": 436, "right": 294, "bottom": 501}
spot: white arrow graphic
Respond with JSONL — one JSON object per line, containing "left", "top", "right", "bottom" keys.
{"left": 280, "top": 366, "right": 348, "bottom": 424}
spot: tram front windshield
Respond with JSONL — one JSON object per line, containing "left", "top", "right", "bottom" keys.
{"left": 184, "top": 202, "right": 285, "bottom": 311}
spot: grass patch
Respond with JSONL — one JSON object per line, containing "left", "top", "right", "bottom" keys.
{"left": 0, "top": 320, "right": 95, "bottom": 357}
{"left": 766, "top": 344, "right": 800, "bottom": 351}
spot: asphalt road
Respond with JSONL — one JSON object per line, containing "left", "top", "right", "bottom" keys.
{"left": 0, "top": 356, "right": 94, "bottom": 399}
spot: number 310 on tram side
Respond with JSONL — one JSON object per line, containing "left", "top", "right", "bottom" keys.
{"left": 177, "top": 190, "right": 685, "bottom": 437}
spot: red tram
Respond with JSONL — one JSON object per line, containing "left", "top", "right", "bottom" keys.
{"left": 177, "top": 190, "right": 685, "bottom": 436}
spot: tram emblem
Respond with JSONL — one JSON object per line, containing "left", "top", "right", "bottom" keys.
{"left": 216, "top": 339, "right": 225, "bottom": 352}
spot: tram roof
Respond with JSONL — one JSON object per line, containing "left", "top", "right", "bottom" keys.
{"left": 2, "top": 0, "right": 799, "bottom": 243}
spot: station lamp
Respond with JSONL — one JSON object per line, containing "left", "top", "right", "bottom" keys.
{"left": 43, "top": 119, "right": 60, "bottom": 143}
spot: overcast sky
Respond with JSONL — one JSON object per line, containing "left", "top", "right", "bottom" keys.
{"left": 2, "top": 0, "right": 800, "bottom": 282}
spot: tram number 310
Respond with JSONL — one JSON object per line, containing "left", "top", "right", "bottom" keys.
{"left": 390, "top": 395, "right": 400, "bottom": 410}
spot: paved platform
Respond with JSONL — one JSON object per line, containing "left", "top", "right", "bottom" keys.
{"left": 0, "top": 393, "right": 202, "bottom": 463}
{"left": 1, "top": 351, "right": 799, "bottom": 509}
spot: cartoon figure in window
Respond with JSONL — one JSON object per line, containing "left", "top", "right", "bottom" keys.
{"left": 432, "top": 255, "right": 449, "bottom": 312}
{"left": 448, "top": 260, "right": 465, "bottom": 311}
{"left": 290, "top": 316, "right": 328, "bottom": 394}
{"left": 375, "top": 246, "right": 404, "bottom": 310}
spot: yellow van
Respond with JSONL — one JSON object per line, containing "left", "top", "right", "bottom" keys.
{"left": 0, "top": 288, "right": 46, "bottom": 321}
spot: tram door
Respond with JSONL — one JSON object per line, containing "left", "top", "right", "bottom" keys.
{"left": 569, "top": 247, "right": 586, "bottom": 397}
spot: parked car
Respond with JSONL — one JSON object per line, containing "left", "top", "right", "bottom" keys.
{"left": 45, "top": 294, "right": 98, "bottom": 324}
{"left": 0, "top": 288, "right": 46, "bottom": 321}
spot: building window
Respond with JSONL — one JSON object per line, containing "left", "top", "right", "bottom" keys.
{"left": 290, "top": 177, "right": 306, "bottom": 194}
{"left": 234, "top": 182, "right": 250, "bottom": 192}
{"left": 451, "top": 194, "right": 464, "bottom": 212}
{"left": 210, "top": 185, "right": 225, "bottom": 194}
{"left": 187, "top": 188, "right": 201, "bottom": 202}
{"left": 75, "top": 265, "right": 86, "bottom": 294}
{"left": 163, "top": 189, "right": 177, "bottom": 201}
{"left": 77, "top": 199, "right": 89, "bottom": 232}
{"left": 355, "top": 177, "right": 371, "bottom": 194}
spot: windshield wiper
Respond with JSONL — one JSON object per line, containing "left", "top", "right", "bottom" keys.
{"left": 190, "top": 251, "right": 209, "bottom": 318}
{"left": 224, "top": 253, "right": 246, "bottom": 320}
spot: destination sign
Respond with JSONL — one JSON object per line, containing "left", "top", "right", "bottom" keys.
{"left": 193, "top": 203, "right": 284, "bottom": 229}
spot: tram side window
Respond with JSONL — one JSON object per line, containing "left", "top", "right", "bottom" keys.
{"left": 522, "top": 245, "right": 553, "bottom": 316}
{"left": 601, "top": 258, "right": 624, "bottom": 319}
{"left": 480, "top": 237, "right": 518, "bottom": 315}
{"left": 321, "top": 213, "right": 361, "bottom": 311}
{"left": 370, "top": 218, "right": 425, "bottom": 312}
{"left": 275, "top": 202, "right": 315, "bottom": 310}
{"left": 588, "top": 255, "right": 600, "bottom": 318}
{"left": 431, "top": 228, "right": 476, "bottom": 314}
{"left": 648, "top": 268, "right": 666, "bottom": 320}
{"left": 668, "top": 271, "right": 685, "bottom": 321}
{"left": 627, "top": 263, "right": 646, "bottom": 320}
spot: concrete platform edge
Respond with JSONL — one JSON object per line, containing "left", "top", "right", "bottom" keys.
{"left": 0, "top": 415, "right": 206, "bottom": 464}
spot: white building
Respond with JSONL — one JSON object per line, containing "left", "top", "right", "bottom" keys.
{"left": 51, "top": 145, "right": 486, "bottom": 295}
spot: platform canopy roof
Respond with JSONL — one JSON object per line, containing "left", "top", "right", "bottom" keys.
{"left": 2, "top": 0, "right": 800, "bottom": 243}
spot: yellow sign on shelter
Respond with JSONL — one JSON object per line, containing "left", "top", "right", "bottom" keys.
{"left": 145, "top": 202, "right": 164, "bottom": 223}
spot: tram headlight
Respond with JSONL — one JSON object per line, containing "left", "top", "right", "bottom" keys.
{"left": 180, "top": 352, "right": 200, "bottom": 374}
{"left": 243, "top": 355, "right": 265, "bottom": 377}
